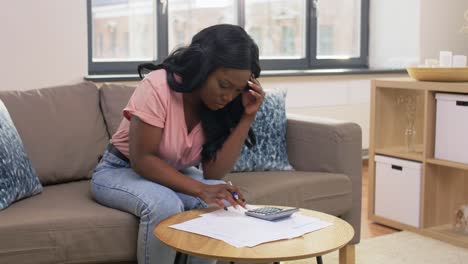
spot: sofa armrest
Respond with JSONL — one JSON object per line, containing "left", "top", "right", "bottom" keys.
{"left": 286, "top": 113, "right": 362, "bottom": 244}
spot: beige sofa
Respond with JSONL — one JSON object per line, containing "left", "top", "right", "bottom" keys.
{"left": 0, "top": 82, "right": 362, "bottom": 264}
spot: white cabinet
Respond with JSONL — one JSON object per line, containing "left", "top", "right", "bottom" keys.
{"left": 374, "top": 155, "right": 422, "bottom": 227}
{"left": 435, "top": 93, "right": 468, "bottom": 164}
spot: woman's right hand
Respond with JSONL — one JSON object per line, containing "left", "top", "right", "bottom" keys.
{"left": 197, "top": 183, "right": 246, "bottom": 209}
{"left": 242, "top": 76, "right": 265, "bottom": 117}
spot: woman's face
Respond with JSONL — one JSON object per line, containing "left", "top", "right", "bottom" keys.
{"left": 199, "top": 68, "right": 252, "bottom": 111}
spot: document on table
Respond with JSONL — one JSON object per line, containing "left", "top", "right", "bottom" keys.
{"left": 169, "top": 206, "right": 333, "bottom": 248}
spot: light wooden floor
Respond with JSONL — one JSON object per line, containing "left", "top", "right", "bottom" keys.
{"left": 360, "top": 161, "right": 399, "bottom": 239}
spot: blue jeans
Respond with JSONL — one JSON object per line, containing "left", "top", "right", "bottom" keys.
{"left": 91, "top": 150, "right": 222, "bottom": 264}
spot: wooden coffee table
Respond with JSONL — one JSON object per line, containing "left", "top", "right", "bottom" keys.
{"left": 154, "top": 206, "right": 355, "bottom": 264}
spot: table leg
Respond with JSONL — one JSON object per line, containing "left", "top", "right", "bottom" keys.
{"left": 175, "top": 252, "right": 187, "bottom": 264}
{"left": 339, "top": 244, "right": 355, "bottom": 264}
{"left": 316, "top": 255, "right": 323, "bottom": 264}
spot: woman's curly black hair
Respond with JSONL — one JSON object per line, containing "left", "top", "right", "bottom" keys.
{"left": 137, "top": 24, "right": 260, "bottom": 162}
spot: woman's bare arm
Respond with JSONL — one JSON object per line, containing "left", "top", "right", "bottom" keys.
{"left": 129, "top": 115, "right": 244, "bottom": 208}
{"left": 202, "top": 77, "right": 265, "bottom": 179}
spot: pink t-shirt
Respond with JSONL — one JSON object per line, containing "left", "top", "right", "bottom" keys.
{"left": 111, "top": 69, "right": 204, "bottom": 170}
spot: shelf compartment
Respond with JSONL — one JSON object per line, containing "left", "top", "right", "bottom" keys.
{"left": 423, "top": 164, "right": 468, "bottom": 228}
{"left": 434, "top": 93, "right": 468, "bottom": 164}
{"left": 423, "top": 224, "right": 468, "bottom": 249}
{"left": 426, "top": 158, "right": 468, "bottom": 171}
{"left": 374, "top": 88, "right": 425, "bottom": 152}
{"left": 374, "top": 155, "right": 422, "bottom": 227}
{"left": 375, "top": 146, "right": 424, "bottom": 162}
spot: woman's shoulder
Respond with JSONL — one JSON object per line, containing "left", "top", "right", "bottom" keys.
{"left": 144, "top": 69, "right": 168, "bottom": 87}
{"left": 141, "top": 69, "right": 172, "bottom": 97}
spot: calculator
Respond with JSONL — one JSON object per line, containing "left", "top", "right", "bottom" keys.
{"left": 245, "top": 207, "right": 299, "bottom": 221}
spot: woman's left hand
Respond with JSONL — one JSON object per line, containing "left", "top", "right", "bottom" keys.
{"left": 242, "top": 76, "right": 265, "bottom": 117}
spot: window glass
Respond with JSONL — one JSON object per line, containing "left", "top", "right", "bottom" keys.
{"left": 87, "top": 0, "right": 369, "bottom": 74}
{"left": 91, "top": 0, "right": 156, "bottom": 61}
{"left": 168, "top": 0, "right": 237, "bottom": 52}
{"left": 245, "top": 0, "right": 306, "bottom": 59}
{"left": 317, "top": 0, "right": 361, "bottom": 59}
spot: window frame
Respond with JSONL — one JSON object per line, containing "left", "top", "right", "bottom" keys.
{"left": 87, "top": 0, "right": 168, "bottom": 75}
{"left": 87, "top": 0, "right": 369, "bottom": 75}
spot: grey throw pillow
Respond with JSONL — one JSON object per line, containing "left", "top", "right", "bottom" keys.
{"left": 232, "top": 89, "right": 293, "bottom": 172}
{"left": 0, "top": 99, "right": 42, "bottom": 210}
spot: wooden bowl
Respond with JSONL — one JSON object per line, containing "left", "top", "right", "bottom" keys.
{"left": 406, "top": 67, "right": 468, "bottom": 82}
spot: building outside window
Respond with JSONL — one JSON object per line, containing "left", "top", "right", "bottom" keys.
{"left": 88, "top": 0, "right": 368, "bottom": 75}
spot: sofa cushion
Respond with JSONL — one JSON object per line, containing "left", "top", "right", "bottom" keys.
{"left": 232, "top": 89, "right": 293, "bottom": 172}
{"left": 0, "top": 181, "right": 138, "bottom": 264}
{"left": 225, "top": 171, "right": 352, "bottom": 216}
{"left": 0, "top": 82, "right": 109, "bottom": 185}
{"left": 0, "top": 99, "right": 42, "bottom": 210}
{"left": 99, "top": 83, "right": 136, "bottom": 136}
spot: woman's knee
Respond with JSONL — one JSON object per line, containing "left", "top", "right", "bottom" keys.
{"left": 142, "top": 191, "right": 185, "bottom": 223}
{"left": 91, "top": 168, "right": 184, "bottom": 221}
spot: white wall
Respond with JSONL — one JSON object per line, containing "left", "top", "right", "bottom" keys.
{"left": 369, "top": 0, "right": 421, "bottom": 68}
{"left": 369, "top": 0, "right": 468, "bottom": 67}
{"left": 260, "top": 75, "right": 374, "bottom": 149}
{"left": 0, "top": 0, "right": 88, "bottom": 91}
{"left": 420, "top": 0, "right": 468, "bottom": 59}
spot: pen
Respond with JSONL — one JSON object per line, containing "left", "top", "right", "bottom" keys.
{"left": 227, "top": 181, "right": 239, "bottom": 200}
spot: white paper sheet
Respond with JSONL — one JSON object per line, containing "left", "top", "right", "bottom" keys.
{"left": 169, "top": 206, "right": 333, "bottom": 248}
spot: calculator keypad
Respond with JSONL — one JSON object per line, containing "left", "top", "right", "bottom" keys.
{"left": 251, "top": 207, "right": 283, "bottom": 215}
{"left": 245, "top": 206, "right": 299, "bottom": 221}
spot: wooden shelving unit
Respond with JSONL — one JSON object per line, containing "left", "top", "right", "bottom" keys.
{"left": 368, "top": 78, "right": 468, "bottom": 249}
{"left": 426, "top": 158, "right": 468, "bottom": 171}
{"left": 425, "top": 224, "right": 468, "bottom": 249}
{"left": 375, "top": 146, "right": 424, "bottom": 162}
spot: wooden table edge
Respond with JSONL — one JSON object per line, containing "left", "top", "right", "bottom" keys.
{"left": 154, "top": 207, "right": 355, "bottom": 263}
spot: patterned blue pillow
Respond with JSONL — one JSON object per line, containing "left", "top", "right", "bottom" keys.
{"left": 232, "top": 89, "right": 293, "bottom": 172}
{"left": 0, "top": 99, "right": 42, "bottom": 210}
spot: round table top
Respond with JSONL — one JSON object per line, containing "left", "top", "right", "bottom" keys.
{"left": 154, "top": 206, "right": 354, "bottom": 263}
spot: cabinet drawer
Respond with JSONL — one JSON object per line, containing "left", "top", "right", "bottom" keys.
{"left": 374, "top": 155, "right": 422, "bottom": 227}
{"left": 435, "top": 93, "right": 468, "bottom": 164}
